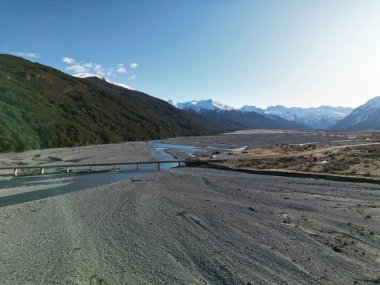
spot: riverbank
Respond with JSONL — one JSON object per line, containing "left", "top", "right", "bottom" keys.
{"left": 1, "top": 168, "right": 379, "bottom": 284}
{"left": 202, "top": 141, "right": 380, "bottom": 180}
{"left": 1, "top": 130, "right": 374, "bottom": 169}
{"left": 0, "top": 142, "right": 154, "bottom": 169}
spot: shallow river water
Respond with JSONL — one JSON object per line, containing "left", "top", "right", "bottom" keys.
{"left": 0, "top": 140, "right": 253, "bottom": 207}
{"left": 0, "top": 143, "right": 187, "bottom": 207}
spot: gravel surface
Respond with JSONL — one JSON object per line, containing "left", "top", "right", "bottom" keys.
{"left": 161, "top": 131, "right": 372, "bottom": 149}
{"left": 0, "top": 168, "right": 379, "bottom": 284}
{"left": 0, "top": 142, "right": 154, "bottom": 169}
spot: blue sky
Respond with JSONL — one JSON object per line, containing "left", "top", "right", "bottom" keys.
{"left": 1, "top": 0, "right": 380, "bottom": 108}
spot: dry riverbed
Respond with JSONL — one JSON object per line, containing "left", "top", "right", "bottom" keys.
{"left": 0, "top": 168, "right": 379, "bottom": 284}
{"left": 208, "top": 142, "right": 380, "bottom": 179}
{"left": 0, "top": 142, "right": 155, "bottom": 176}
{"left": 0, "top": 142, "right": 154, "bottom": 167}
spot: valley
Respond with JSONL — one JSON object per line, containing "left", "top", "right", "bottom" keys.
{"left": 0, "top": 130, "right": 379, "bottom": 284}
{"left": 1, "top": 54, "right": 380, "bottom": 156}
{"left": 1, "top": 167, "right": 379, "bottom": 284}
{"left": 1, "top": 130, "right": 379, "bottom": 180}
{"left": 2, "top": 1, "right": 380, "bottom": 284}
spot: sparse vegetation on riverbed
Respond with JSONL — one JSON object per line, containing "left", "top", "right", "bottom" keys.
{"left": 205, "top": 136, "right": 380, "bottom": 179}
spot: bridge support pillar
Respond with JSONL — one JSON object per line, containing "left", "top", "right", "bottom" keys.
{"left": 91, "top": 166, "right": 94, "bottom": 172}
{"left": 136, "top": 163, "right": 139, "bottom": 171}
{"left": 158, "top": 163, "right": 160, "bottom": 170}
{"left": 113, "top": 165, "right": 116, "bottom": 171}
{"left": 14, "top": 168, "right": 18, "bottom": 177}
{"left": 41, "top": 168, "right": 45, "bottom": 175}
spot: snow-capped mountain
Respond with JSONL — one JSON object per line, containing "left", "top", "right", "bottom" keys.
{"left": 170, "top": 98, "right": 353, "bottom": 130}
{"left": 240, "top": 105, "right": 264, "bottom": 114}
{"left": 263, "top": 105, "right": 353, "bottom": 129}
{"left": 333, "top": 96, "right": 380, "bottom": 130}
{"left": 240, "top": 105, "right": 352, "bottom": 129}
{"left": 168, "top": 99, "right": 305, "bottom": 130}
{"left": 74, "top": 73, "right": 135, "bottom": 90}
{"left": 167, "top": 99, "right": 178, "bottom": 107}
{"left": 168, "top": 99, "right": 234, "bottom": 112}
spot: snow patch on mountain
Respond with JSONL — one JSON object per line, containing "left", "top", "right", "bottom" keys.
{"left": 350, "top": 96, "right": 380, "bottom": 124}
{"left": 168, "top": 99, "right": 234, "bottom": 112}
{"left": 240, "top": 105, "right": 352, "bottom": 129}
{"left": 240, "top": 105, "right": 264, "bottom": 114}
{"left": 74, "top": 73, "right": 135, "bottom": 90}
{"left": 265, "top": 105, "right": 352, "bottom": 129}
{"left": 167, "top": 99, "right": 178, "bottom": 108}
{"left": 333, "top": 96, "right": 380, "bottom": 130}
{"left": 169, "top": 98, "right": 353, "bottom": 129}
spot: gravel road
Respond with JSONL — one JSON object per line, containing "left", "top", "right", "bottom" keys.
{"left": 0, "top": 168, "right": 379, "bottom": 284}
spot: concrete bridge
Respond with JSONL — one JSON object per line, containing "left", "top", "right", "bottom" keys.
{"left": 0, "top": 160, "right": 185, "bottom": 177}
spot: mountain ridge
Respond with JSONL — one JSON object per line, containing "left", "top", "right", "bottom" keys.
{"left": 1, "top": 54, "right": 377, "bottom": 154}
{"left": 169, "top": 99, "right": 353, "bottom": 130}
{"left": 73, "top": 72, "right": 135, "bottom": 90}
{"left": 0, "top": 54, "right": 223, "bottom": 152}
{"left": 332, "top": 96, "right": 380, "bottom": 130}
{"left": 168, "top": 100, "right": 305, "bottom": 130}
{"left": 169, "top": 99, "right": 234, "bottom": 112}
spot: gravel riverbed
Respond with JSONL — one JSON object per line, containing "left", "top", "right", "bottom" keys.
{"left": 0, "top": 167, "right": 379, "bottom": 284}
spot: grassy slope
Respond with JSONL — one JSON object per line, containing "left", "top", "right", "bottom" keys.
{"left": 0, "top": 55, "right": 222, "bottom": 152}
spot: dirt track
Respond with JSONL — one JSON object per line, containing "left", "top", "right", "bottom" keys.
{"left": 0, "top": 168, "right": 379, "bottom": 284}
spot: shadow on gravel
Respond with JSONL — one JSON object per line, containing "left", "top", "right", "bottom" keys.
{"left": 0, "top": 168, "right": 161, "bottom": 208}
{"left": 0, "top": 182, "right": 75, "bottom": 208}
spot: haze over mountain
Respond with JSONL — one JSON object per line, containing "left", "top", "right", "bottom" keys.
{"left": 263, "top": 105, "right": 353, "bottom": 129}
{"left": 333, "top": 96, "right": 380, "bottom": 130}
{"left": 170, "top": 99, "right": 353, "bottom": 130}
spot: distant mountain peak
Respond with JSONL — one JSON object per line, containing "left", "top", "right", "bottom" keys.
{"left": 168, "top": 99, "right": 234, "bottom": 112}
{"left": 167, "top": 99, "right": 177, "bottom": 107}
{"left": 364, "top": 96, "right": 380, "bottom": 108}
{"left": 170, "top": 98, "right": 354, "bottom": 130}
{"left": 240, "top": 105, "right": 264, "bottom": 114}
{"left": 73, "top": 73, "right": 135, "bottom": 91}
{"left": 333, "top": 96, "right": 380, "bottom": 130}
{"left": 240, "top": 104, "right": 353, "bottom": 129}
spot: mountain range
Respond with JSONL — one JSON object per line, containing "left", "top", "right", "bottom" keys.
{"left": 0, "top": 54, "right": 379, "bottom": 153}
{"left": 0, "top": 54, "right": 227, "bottom": 152}
{"left": 168, "top": 98, "right": 380, "bottom": 131}
{"left": 168, "top": 99, "right": 233, "bottom": 112}
{"left": 169, "top": 99, "right": 355, "bottom": 130}
{"left": 0, "top": 54, "right": 304, "bottom": 153}
{"left": 168, "top": 99, "right": 304, "bottom": 130}
{"left": 264, "top": 105, "right": 353, "bottom": 129}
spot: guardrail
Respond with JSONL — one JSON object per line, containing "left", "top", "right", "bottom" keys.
{"left": 0, "top": 160, "right": 184, "bottom": 176}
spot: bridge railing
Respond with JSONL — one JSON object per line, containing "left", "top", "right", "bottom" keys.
{"left": 0, "top": 159, "right": 185, "bottom": 177}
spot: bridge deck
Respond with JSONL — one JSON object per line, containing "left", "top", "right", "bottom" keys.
{"left": 0, "top": 159, "right": 184, "bottom": 170}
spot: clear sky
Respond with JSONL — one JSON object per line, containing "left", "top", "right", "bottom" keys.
{"left": 1, "top": 0, "right": 380, "bottom": 108}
